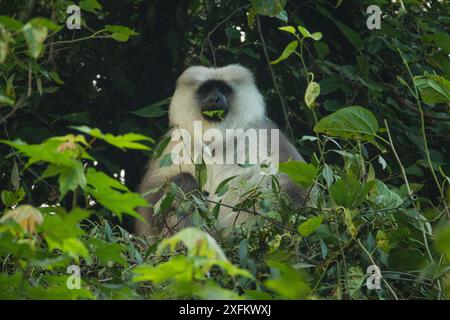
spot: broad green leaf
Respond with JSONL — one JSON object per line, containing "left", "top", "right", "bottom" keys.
{"left": 414, "top": 74, "right": 450, "bottom": 106}
{"left": 195, "top": 161, "right": 207, "bottom": 191}
{"left": 71, "top": 126, "right": 153, "bottom": 150}
{"left": 436, "top": 225, "right": 450, "bottom": 260}
{"left": 158, "top": 227, "right": 226, "bottom": 259}
{"left": 1, "top": 188, "right": 25, "bottom": 208}
{"left": 225, "top": 26, "right": 241, "bottom": 39}
{"left": 22, "top": 22, "right": 47, "bottom": 59}
{"left": 105, "top": 25, "right": 138, "bottom": 42}
{"left": 133, "top": 256, "right": 194, "bottom": 283}
{"left": 279, "top": 161, "right": 317, "bottom": 188}
{"left": 85, "top": 168, "right": 147, "bottom": 220}
{"left": 298, "top": 26, "right": 323, "bottom": 41}
{"left": 314, "top": 106, "right": 379, "bottom": 141}
{"left": 154, "top": 182, "right": 177, "bottom": 216}
{"left": 265, "top": 261, "right": 311, "bottom": 299}
{"left": 80, "top": 0, "right": 102, "bottom": 13}
{"left": 0, "top": 94, "right": 14, "bottom": 106}
{"left": 278, "top": 26, "right": 296, "bottom": 35}
{"left": 214, "top": 176, "right": 237, "bottom": 197}
{"left": 87, "top": 238, "right": 128, "bottom": 267}
{"left": 335, "top": 21, "right": 363, "bottom": 49}
{"left": 370, "top": 180, "right": 403, "bottom": 209}
{"left": 347, "top": 266, "right": 365, "bottom": 299}
{"left": 42, "top": 163, "right": 87, "bottom": 199}
{"left": 154, "top": 228, "right": 253, "bottom": 279}
{"left": 131, "top": 97, "right": 170, "bottom": 118}
{"left": 251, "top": 0, "right": 287, "bottom": 17}
{"left": 0, "top": 138, "right": 83, "bottom": 168}
{"left": 28, "top": 18, "right": 61, "bottom": 31}
{"left": 40, "top": 207, "right": 90, "bottom": 239}
{"left": 271, "top": 40, "right": 298, "bottom": 65}
{"left": 159, "top": 153, "right": 173, "bottom": 167}
{"left": 275, "top": 10, "right": 288, "bottom": 22}
{"left": 330, "top": 174, "right": 375, "bottom": 208}
{"left": 0, "top": 16, "right": 23, "bottom": 31}
{"left": 310, "top": 32, "right": 323, "bottom": 41}
{"left": 298, "top": 215, "right": 323, "bottom": 237}
{"left": 305, "top": 81, "right": 320, "bottom": 109}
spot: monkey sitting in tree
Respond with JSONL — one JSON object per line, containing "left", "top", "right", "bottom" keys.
{"left": 135, "top": 65, "right": 311, "bottom": 240}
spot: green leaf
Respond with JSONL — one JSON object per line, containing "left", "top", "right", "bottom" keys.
{"left": 225, "top": 26, "right": 241, "bottom": 39}
{"left": 133, "top": 256, "right": 193, "bottom": 284}
{"left": 0, "top": 16, "right": 23, "bottom": 31}
{"left": 40, "top": 208, "right": 91, "bottom": 259}
{"left": 1, "top": 188, "right": 25, "bottom": 208}
{"left": 49, "top": 71, "right": 64, "bottom": 85}
{"left": 71, "top": 126, "right": 153, "bottom": 150}
{"left": 278, "top": 26, "right": 296, "bottom": 35}
{"left": 310, "top": 32, "right": 323, "bottom": 41}
{"left": 298, "top": 215, "right": 323, "bottom": 237}
{"left": 154, "top": 183, "right": 177, "bottom": 216}
{"left": 270, "top": 40, "right": 298, "bottom": 65}
{"left": 335, "top": 21, "right": 363, "bottom": 49}
{"left": 370, "top": 180, "right": 403, "bottom": 209}
{"left": 130, "top": 98, "right": 170, "bottom": 118}
{"left": 298, "top": 26, "right": 323, "bottom": 41}
{"left": 195, "top": 161, "right": 208, "bottom": 192}
{"left": 279, "top": 161, "right": 317, "bottom": 188}
{"left": 251, "top": 0, "right": 287, "bottom": 17}
{"left": 79, "top": 0, "right": 102, "bottom": 13}
{"left": 105, "top": 25, "right": 138, "bottom": 42}
{"left": 436, "top": 225, "right": 450, "bottom": 260}
{"left": 275, "top": 10, "right": 288, "bottom": 22}
{"left": 85, "top": 168, "right": 147, "bottom": 220}
{"left": 87, "top": 238, "right": 128, "bottom": 267}
{"left": 159, "top": 153, "right": 173, "bottom": 167}
{"left": 154, "top": 228, "right": 253, "bottom": 279}
{"left": 0, "top": 94, "right": 14, "bottom": 106}
{"left": 0, "top": 138, "right": 82, "bottom": 168}
{"left": 22, "top": 22, "right": 47, "bottom": 59}
{"left": 214, "top": 176, "right": 237, "bottom": 197}
{"left": 304, "top": 81, "right": 320, "bottom": 109}
{"left": 42, "top": 163, "right": 87, "bottom": 199}
{"left": 314, "top": 106, "right": 379, "bottom": 141}
{"left": 414, "top": 74, "right": 450, "bottom": 106}
{"left": 330, "top": 174, "right": 375, "bottom": 208}
{"left": 28, "top": 18, "right": 61, "bottom": 31}
{"left": 347, "top": 266, "right": 365, "bottom": 299}
{"left": 265, "top": 261, "right": 311, "bottom": 299}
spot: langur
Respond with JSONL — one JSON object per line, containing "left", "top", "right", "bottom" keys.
{"left": 135, "top": 64, "right": 310, "bottom": 239}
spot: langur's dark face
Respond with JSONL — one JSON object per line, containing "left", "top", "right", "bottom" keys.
{"left": 196, "top": 80, "right": 233, "bottom": 122}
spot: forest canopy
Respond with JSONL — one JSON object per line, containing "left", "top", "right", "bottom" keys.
{"left": 0, "top": 0, "right": 449, "bottom": 300}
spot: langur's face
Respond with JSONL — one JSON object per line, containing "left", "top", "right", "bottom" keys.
{"left": 169, "top": 64, "right": 266, "bottom": 129}
{"left": 196, "top": 79, "right": 233, "bottom": 122}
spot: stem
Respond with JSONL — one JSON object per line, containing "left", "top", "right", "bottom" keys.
{"left": 356, "top": 239, "right": 399, "bottom": 300}
{"left": 385, "top": 119, "right": 443, "bottom": 298}
{"left": 397, "top": 49, "right": 449, "bottom": 217}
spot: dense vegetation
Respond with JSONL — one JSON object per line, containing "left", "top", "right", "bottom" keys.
{"left": 0, "top": 0, "right": 449, "bottom": 300}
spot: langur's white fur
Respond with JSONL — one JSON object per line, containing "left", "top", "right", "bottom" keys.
{"left": 136, "top": 64, "right": 306, "bottom": 237}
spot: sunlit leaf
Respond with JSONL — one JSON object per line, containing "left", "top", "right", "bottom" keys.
{"left": 279, "top": 161, "right": 317, "bottom": 188}
{"left": 270, "top": 40, "right": 298, "bottom": 65}
{"left": 71, "top": 126, "right": 153, "bottom": 150}
{"left": 314, "top": 106, "right": 379, "bottom": 141}
{"left": 298, "top": 215, "right": 323, "bottom": 237}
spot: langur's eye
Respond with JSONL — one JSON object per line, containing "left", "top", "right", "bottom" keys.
{"left": 197, "top": 80, "right": 233, "bottom": 97}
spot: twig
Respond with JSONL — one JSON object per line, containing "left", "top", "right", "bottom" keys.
{"left": 256, "top": 15, "right": 293, "bottom": 137}
{"left": 356, "top": 239, "right": 399, "bottom": 300}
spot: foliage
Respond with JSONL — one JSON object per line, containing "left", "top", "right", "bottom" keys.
{"left": 0, "top": 0, "right": 449, "bottom": 300}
